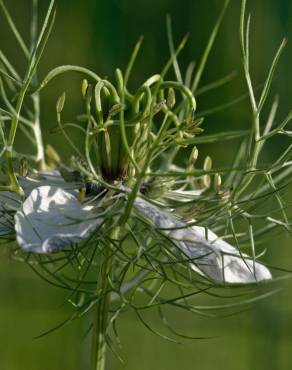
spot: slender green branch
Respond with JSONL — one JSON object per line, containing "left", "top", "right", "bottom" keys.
{"left": 161, "top": 33, "right": 189, "bottom": 79}
{"left": 166, "top": 14, "right": 183, "bottom": 83}
{"left": 195, "top": 70, "right": 237, "bottom": 96}
{"left": 124, "top": 36, "right": 143, "bottom": 87}
{"left": 0, "top": 0, "right": 30, "bottom": 58}
{"left": 234, "top": 0, "right": 287, "bottom": 199}
{"left": 258, "top": 38, "right": 287, "bottom": 114}
{"left": 191, "top": 0, "right": 230, "bottom": 93}
{"left": 31, "top": 65, "right": 101, "bottom": 94}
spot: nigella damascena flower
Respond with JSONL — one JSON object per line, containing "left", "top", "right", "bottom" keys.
{"left": 0, "top": 171, "right": 271, "bottom": 285}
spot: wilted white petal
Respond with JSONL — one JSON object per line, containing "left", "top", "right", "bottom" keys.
{"left": 19, "top": 170, "right": 80, "bottom": 196}
{"left": 134, "top": 197, "right": 272, "bottom": 284}
{"left": 169, "top": 226, "right": 272, "bottom": 284}
{"left": 15, "top": 186, "right": 103, "bottom": 253}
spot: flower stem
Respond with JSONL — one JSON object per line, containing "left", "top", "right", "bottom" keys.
{"left": 90, "top": 228, "right": 117, "bottom": 370}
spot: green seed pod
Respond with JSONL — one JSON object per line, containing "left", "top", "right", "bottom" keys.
{"left": 56, "top": 92, "right": 66, "bottom": 114}
{"left": 19, "top": 158, "right": 28, "bottom": 177}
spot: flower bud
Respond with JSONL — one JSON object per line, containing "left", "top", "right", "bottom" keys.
{"left": 78, "top": 187, "right": 86, "bottom": 202}
{"left": 81, "top": 79, "right": 88, "bottom": 97}
{"left": 203, "top": 156, "right": 212, "bottom": 188}
{"left": 56, "top": 92, "right": 66, "bottom": 114}
{"left": 185, "top": 110, "right": 195, "bottom": 125}
{"left": 85, "top": 84, "right": 93, "bottom": 103}
{"left": 167, "top": 88, "right": 176, "bottom": 109}
{"left": 19, "top": 158, "right": 28, "bottom": 177}
{"left": 214, "top": 173, "right": 222, "bottom": 192}
{"left": 188, "top": 146, "right": 198, "bottom": 165}
{"left": 203, "top": 156, "right": 212, "bottom": 171}
{"left": 46, "top": 144, "right": 60, "bottom": 165}
{"left": 141, "top": 177, "right": 174, "bottom": 199}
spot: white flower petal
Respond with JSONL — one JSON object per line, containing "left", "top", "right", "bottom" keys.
{"left": 0, "top": 170, "right": 79, "bottom": 237}
{"left": 15, "top": 186, "right": 103, "bottom": 253}
{"left": 134, "top": 197, "right": 272, "bottom": 284}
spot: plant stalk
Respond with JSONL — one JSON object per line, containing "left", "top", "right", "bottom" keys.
{"left": 90, "top": 228, "right": 117, "bottom": 370}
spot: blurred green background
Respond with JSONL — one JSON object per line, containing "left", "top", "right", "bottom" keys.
{"left": 0, "top": 0, "right": 292, "bottom": 369}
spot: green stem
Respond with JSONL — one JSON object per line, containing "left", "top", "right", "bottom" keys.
{"left": 32, "top": 93, "right": 46, "bottom": 170}
{"left": 235, "top": 4, "right": 261, "bottom": 200}
{"left": 4, "top": 77, "right": 32, "bottom": 196}
{"left": 90, "top": 228, "right": 117, "bottom": 370}
{"left": 3, "top": 0, "right": 55, "bottom": 195}
{"left": 234, "top": 104, "right": 261, "bottom": 199}
{"left": 31, "top": 0, "right": 46, "bottom": 171}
